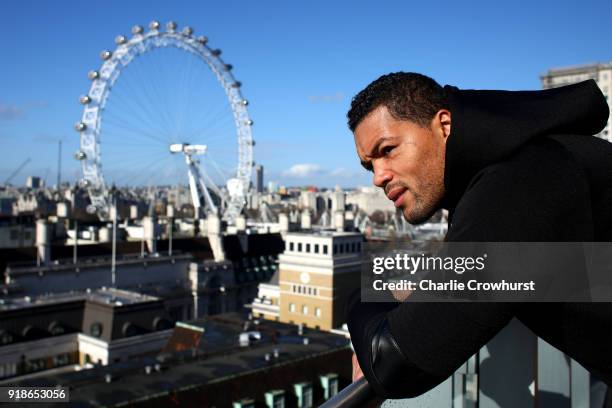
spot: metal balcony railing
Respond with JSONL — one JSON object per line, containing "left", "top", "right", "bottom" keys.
{"left": 319, "top": 377, "right": 380, "bottom": 408}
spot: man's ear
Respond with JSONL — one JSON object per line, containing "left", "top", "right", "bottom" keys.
{"left": 436, "top": 109, "right": 451, "bottom": 141}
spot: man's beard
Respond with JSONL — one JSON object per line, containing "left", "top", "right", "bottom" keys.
{"left": 402, "top": 181, "right": 444, "bottom": 225}
{"left": 402, "top": 192, "right": 438, "bottom": 224}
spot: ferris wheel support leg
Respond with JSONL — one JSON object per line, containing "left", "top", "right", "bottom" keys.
{"left": 196, "top": 169, "right": 218, "bottom": 215}
{"left": 187, "top": 166, "right": 202, "bottom": 215}
{"left": 200, "top": 170, "right": 226, "bottom": 211}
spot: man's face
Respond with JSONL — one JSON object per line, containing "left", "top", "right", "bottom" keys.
{"left": 353, "top": 105, "right": 450, "bottom": 224}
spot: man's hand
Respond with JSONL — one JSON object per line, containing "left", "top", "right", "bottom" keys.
{"left": 352, "top": 353, "right": 364, "bottom": 381}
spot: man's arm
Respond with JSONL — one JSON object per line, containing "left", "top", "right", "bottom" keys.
{"left": 347, "top": 138, "right": 589, "bottom": 398}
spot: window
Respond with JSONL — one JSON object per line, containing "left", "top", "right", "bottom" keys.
{"left": 320, "top": 374, "right": 339, "bottom": 400}
{"left": 53, "top": 353, "right": 70, "bottom": 367}
{"left": 26, "top": 358, "right": 46, "bottom": 373}
{"left": 323, "top": 245, "right": 328, "bottom": 254}
{"left": 233, "top": 398, "right": 255, "bottom": 408}
{"left": 9, "top": 229, "right": 18, "bottom": 240}
{"left": 315, "top": 307, "right": 321, "bottom": 318}
{"left": 265, "top": 390, "right": 285, "bottom": 408}
{"left": 49, "top": 321, "right": 65, "bottom": 336}
{"left": 289, "top": 303, "right": 296, "bottom": 312}
{"left": 333, "top": 244, "right": 337, "bottom": 254}
{"left": 0, "top": 330, "right": 13, "bottom": 345}
{"left": 314, "top": 244, "right": 319, "bottom": 253}
{"left": 294, "top": 382, "right": 313, "bottom": 408}
{"left": 289, "top": 242, "right": 294, "bottom": 251}
{"left": 90, "top": 322, "right": 103, "bottom": 338}
{"left": 302, "top": 305, "right": 308, "bottom": 315}
{"left": 306, "top": 243, "right": 310, "bottom": 252}
{"left": 298, "top": 243, "right": 302, "bottom": 252}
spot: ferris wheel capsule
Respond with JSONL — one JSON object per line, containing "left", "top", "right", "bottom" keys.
{"left": 74, "top": 122, "right": 87, "bottom": 132}
{"left": 241, "top": 99, "right": 249, "bottom": 106}
{"left": 79, "top": 95, "right": 91, "bottom": 105}
{"left": 131, "top": 25, "right": 144, "bottom": 35}
{"left": 224, "top": 64, "right": 233, "bottom": 71}
{"left": 100, "top": 50, "right": 112, "bottom": 60}
{"left": 88, "top": 70, "right": 99, "bottom": 80}
{"left": 197, "top": 36, "right": 208, "bottom": 45}
{"left": 166, "top": 21, "right": 177, "bottom": 31}
{"left": 182, "top": 26, "right": 193, "bottom": 37}
{"left": 115, "top": 35, "right": 127, "bottom": 45}
{"left": 232, "top": 81, "right": 242, "bottom": 88}
{"left": 245, "top": 119, "right": 253, "bottom": 126}
{"left": 149, "top": 21, "right": 160, "bottom": 30}
{"left": 211, "top": 49, "right": 222, "bottom": 56}
{"left": 74, "top": 151, "right": 87, "bottom": 160}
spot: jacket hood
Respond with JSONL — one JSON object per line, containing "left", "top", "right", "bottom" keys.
{"left": 442, "top": 79, "right": 609, "bottom": 210}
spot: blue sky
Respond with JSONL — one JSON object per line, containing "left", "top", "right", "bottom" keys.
{"left": 0, "top": 0, "right": 611, "bottom": 188}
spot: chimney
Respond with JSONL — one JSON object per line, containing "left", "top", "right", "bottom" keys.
{"left": 279, "top": 213, "right": 289, "bottom": 235}
{"left": 300, "top": 210, "right": 312, "bottom": 230}
{"left": 207, "top": 213, "right": 225, "bottom": 261}
{"left": 235, "top": 215, "right": 247, "bottom": 232}
{"left": 334, "top": 211, "right": 345, "bottom": 232}
{"left": 143, "top": 215, "right": 157, "bottom": 254}
{"left": 36, "top": 219, "right": 51, "bottom": 266}
{"left": 129, "top": 204, "right": 139, "bottom": 220}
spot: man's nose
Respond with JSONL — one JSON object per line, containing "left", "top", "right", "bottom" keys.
{"left": 373, "top": 162, "right": 393, "bottom": 188}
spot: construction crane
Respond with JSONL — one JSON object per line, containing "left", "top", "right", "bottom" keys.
{"left": 4, "top": 158, "right": 31, "bottom": 185}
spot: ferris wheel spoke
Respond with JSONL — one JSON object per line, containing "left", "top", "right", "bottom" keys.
{"left": 105, "top": 85, "right": 174, "bottom": 142}
{"left": 130, "top": 57, "right": 178, "bottom": 139}
{"left": 174, "top": 50, "right": 198, "bottom": 141}
{"left": 140, "top": 50, "right": 179, "bottom": 141}
{"left": 184, "top": 111, "right": 234, "bottom": 144}
{"left": 117, "top": 154, "right": 174, "bottom": 186}
{"left": 111, "top": 65, "right": 175, "bottom": 140}
{"left": 102, "top": 115, "right": 170, "bottom": 145}
{"left": 204, "top": 156, "right": 234, "bottom": 182}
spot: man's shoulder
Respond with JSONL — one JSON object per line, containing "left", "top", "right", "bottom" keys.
{"left": 471, "top": 137, "right": 583, "bottom": 189}
{"left": 448, "top": 137, "right": 592, "bottom": 241}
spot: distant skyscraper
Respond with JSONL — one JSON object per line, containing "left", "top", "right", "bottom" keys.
{"left": 255, "top": 165, "right": 264, "bottom": 193}
{"left": 267, "top": 181, "right": 277, "bottom": 193}
{"left": 26, "top": 176, "right": 42, "bottom": 189}
{"left": 541, "top": 63, "right": 612, "bottom": 141}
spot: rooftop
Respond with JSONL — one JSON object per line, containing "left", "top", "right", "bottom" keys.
{"left": 5, "top": 313, "right": 350, "bottom": 407}
{"left": 286, "top": 230, "right": 362, "bottom": 238}
{"left": 0, "top": 287, "right": 159, "bottom": 311}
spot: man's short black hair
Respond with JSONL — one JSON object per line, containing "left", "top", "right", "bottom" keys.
{"left": 347, "top": 72, "right": 449, "bottom": 132}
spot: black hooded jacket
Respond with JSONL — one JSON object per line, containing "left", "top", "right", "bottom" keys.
{"left": 347, "top": 80, "right": 612, "bottom": 398}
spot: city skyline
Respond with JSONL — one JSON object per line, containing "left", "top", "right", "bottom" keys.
{"left": 1, "top": 0, "right": 611, "bottom": 188}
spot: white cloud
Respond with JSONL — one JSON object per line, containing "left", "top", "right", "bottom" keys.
{"left": 0, "top": 101, "right": 48, "bottom": 121}
{"left": 282, "top": 163, "right": 323, "bottom": 178}
{"left": 0, "top": 103, "right": 23, "bottom": 120}
{"left": 329, "top": 167, "right": 355, "bottom": 178}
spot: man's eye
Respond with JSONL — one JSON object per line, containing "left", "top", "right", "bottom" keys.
{"left": 382, "top": 146, "right": 394, "bottom": 156}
